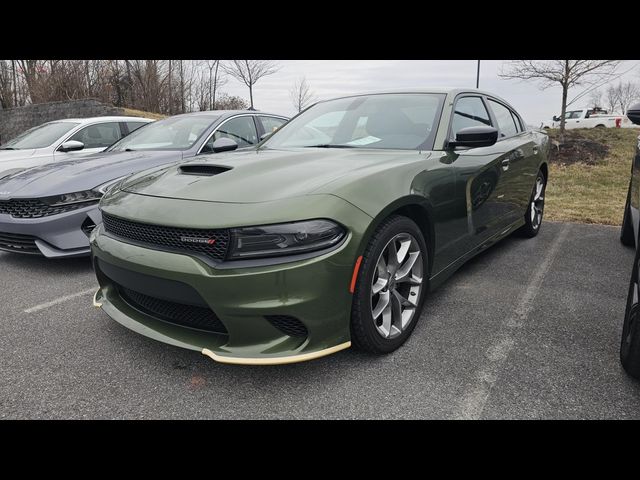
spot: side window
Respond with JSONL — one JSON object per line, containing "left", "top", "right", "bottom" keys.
{"left": 510, "top": 111, "right": 523, "bottom": 132}
{"left": 258, "top": 116, "right": 287, "bottom": 135}
{"left": 68, "top": 122, "right": 122, "bottom": 149}
{"left": 451, "top": 96, "right": 492, "bottom": 137}
{"left": 488, "top": 100, "right": 518, "bottom": 138}
{"left": 126, "top": 121, "right": 149, "bottom": 134}
{"left": 203, "top": 116, "right": 258, "bottom": 151}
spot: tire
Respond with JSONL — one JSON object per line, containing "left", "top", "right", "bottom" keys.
{"left": 350, "top": 215, "right": 428, "bottom": 354}
{"left": 516, "top": 169, "right": 547, "bottom": 238}
{"left": 621, "top": 247, "right": 640, "bottom": 379}
{"left": 595, "top": 124, "right": 606, "bottom": 128}
{"left": 621, "top": 180, "right": 635, "bottom": 247}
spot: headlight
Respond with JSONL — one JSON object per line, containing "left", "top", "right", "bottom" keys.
{"left": 44, "top": 190, "right": 102, "bottom": 206}
{"left": 228, "top": 219, "right": 346, "bottom": 259}
{"left": 43, "top": 177, "right": 129, "bottom": 207}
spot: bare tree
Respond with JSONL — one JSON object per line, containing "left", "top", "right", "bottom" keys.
{"left": 500, "top": 60, "right": 620, "bottom": 135}
{"left": 0, "top": 61, "right": 15, "bottom": 108}
{"left": 0, "top": 59, "right": 251, "bottom": 116}
{"left": 204, "top": 60, "right": 227, "bottom": 110}
{"left": 289, "top": 76, "right": 315, "bottom": 112}
{"left": 606, "top": 84, "right": 620, "bottom": 113}
{"left": 223, "top": 60, "right": 280, "bottom": 109}
{"left": 617, "top": 82, "right": 640, "bottom": 114}
{"left": 588, "top": 89, "right": 603, "bottom": 109}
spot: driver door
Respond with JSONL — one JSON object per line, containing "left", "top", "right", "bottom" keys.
{"left": 200, "top": 115, "right": 259, "bottom": 154}
{"left": 563, "top": 110, "right": 582, "bottom": 130}
{"left": 448, "top": 95, "right": 517, "bottom": 251}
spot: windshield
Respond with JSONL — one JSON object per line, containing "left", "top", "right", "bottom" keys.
{"left": 262, "top": 93, "right": 445, "bottom": 150}
{"left": 108, "top": 115, "right": 219, "bottom": 152}
{"left": 1, "top": 122, "right": 79, "bottom": 149}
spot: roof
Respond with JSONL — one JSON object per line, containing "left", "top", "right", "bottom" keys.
{"left": 53, "top": 116, "right": 156, "bottom": 124}
{"left": 168, "top": 110, "right": 288, "bottom": 119}
{"left": 324, "top": 88, "right": 516, "bottom": 108}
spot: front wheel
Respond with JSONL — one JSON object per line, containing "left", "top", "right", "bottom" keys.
{"left": 350, "top": 215, "right": 428, "bottom": 354}
{"left": 621, "top": 248, "right": 640, "bottom": 379}
{"left": 517, "top": 169, "right": 546, "bottom": 238}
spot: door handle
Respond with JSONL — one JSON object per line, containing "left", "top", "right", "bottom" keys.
{"left": 501, "top": 159, "right": 510, "bottom": 171}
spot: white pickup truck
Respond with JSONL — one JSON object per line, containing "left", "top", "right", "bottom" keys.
{"left": 541, "top": 107, "right": 636, "bottom": 129}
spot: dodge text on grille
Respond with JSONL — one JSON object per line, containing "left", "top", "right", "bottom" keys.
{"left": 180, "top": 237, "right": 216, "bottom": 245}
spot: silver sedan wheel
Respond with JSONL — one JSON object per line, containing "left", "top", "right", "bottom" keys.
{"left": 370, "top": 233, "right": 424, "bottom": 339}
{"left": 531, "top": 175, "right": 545, "bottom": 230}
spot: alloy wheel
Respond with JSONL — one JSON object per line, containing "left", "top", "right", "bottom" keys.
{"left": 370, "top": 233, "right": 423, "bottom": 339}
{"left": 531, "top": 175, "right": 545, "bottom": 230}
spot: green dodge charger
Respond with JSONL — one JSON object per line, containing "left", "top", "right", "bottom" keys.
{"left": 91, "top": 89, "right": 549, "bottom": 365}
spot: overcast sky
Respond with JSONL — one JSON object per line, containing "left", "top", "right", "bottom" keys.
{"left": 219, "top": 60, "right": 640, "bottom": 125}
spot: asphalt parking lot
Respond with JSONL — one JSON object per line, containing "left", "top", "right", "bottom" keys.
{"left": 1, "top": 221, "right": 639, "bottom": 419}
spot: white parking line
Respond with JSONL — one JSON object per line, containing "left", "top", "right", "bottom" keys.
{"left": 456, "top": 224, "right": 571, "bottom": 420}
{"left": 24, "top": 287, "right": 97, "bottom": 314}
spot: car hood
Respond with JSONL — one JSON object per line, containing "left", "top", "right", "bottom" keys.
{"left": 120, "top": 148, "right": 424, "bottom": 203}
{"left": 0, "top": 150, "right": 183, "bottom": 199}
{"left": 0, "top": 149, "right": 38, "bottom": 162}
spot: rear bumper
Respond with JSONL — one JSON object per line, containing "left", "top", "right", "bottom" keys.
{"left": 0, "top": 205, "right": 101, "bottom": 258}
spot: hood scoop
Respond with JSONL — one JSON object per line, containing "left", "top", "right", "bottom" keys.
{"left": 179, "top": 164, "right": 232, "bottom": 176}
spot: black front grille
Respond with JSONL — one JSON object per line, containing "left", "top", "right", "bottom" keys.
{"left": 0, "top": 199, "right": 95, "bottom": 218}
{"left": 0, "top": 231, "right": 39, "bottom": 254}
{"left": 265, "top": 315, "right": 309, "bottom": 338}
{"left": 119, "top": 286, "right": 228, "bottom": 334}
{"left": 102, "top": 213, "right": 229, "bottom": 261}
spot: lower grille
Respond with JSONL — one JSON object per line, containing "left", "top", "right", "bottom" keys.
{"left": 264, "top": 315, "right": 308, "bottom": 338}
{"left": 118, "top": 286, "right": 228, "bottom": 335}
{"left": 0, "top": 231, "right": 39, "bottom": 254}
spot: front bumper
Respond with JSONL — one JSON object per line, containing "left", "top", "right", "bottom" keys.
{"left": 0, "top": 205, "right": 101, "bottom": 258}
{"left": 92, "top": 226, "right": 359, "bottom": 364}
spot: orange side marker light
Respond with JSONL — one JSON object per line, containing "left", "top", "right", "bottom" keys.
{"left": 349, "top": 255, "right": 363, "bottom": 294}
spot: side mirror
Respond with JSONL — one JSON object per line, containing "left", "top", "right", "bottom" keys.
{"left": 448, "top": 126, "right": 498, "bottom": 149}
{"left": 627, "top": 102, "right": 640, "bottom": 125}
{"left": 58, "top": 140, "right": 85, "bottom": 152}
{"left": 260, "top": 132, "right": 273, "bottom": 141}
{"left": 211, "top": 137, "right": 238, "bottom": 153}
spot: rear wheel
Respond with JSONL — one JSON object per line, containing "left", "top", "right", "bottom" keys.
{"left": 350, "top": 215, "right": 428, "bottom": 354}
{"left": 621, "top": 247, "right": 640, "bottom": 379}
{"left": 621, "top": 180, "right": 635, "bottom": 247}
{"left": 517, "top": 169, "right": 546, "bottom": 238}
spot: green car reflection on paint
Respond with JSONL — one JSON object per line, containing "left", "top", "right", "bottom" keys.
{"left": 91, "top": 89, "right": 549, "bottom": 365}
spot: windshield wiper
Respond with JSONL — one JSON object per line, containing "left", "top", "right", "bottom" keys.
{"left": 0, "top": 147, "right": 17, "bottom": 150}
{"left": 124, "top": 148, "right": 136, "bottom": 152}
{"left": 304, "top": 144, "right": 356, "bottom": 148}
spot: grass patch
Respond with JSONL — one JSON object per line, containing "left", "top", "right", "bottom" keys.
{"left": 544, "top": 127, "right": 639, "bottom": 225}
{"left": 121, "top": 108, "right": 166, "bottom": 120}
